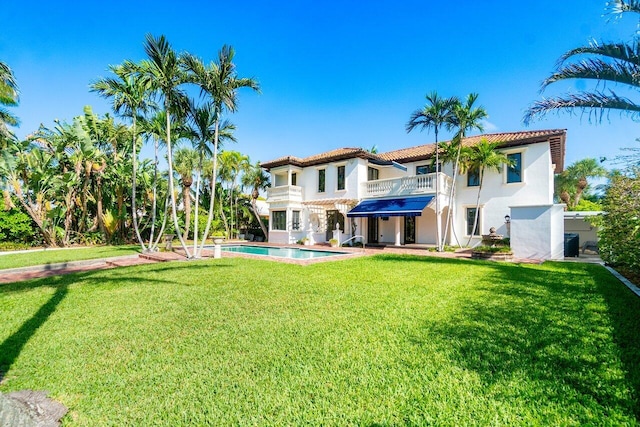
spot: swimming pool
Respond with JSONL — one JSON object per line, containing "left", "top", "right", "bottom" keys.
{"left": 219, "top": 245, "right": 348, "bottom": 259}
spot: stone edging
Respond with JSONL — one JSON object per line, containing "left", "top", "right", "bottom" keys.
{"left": 605, "top": 265, "right": 640, "bottom": 297}
{"left": 0, "top": 255, "right": 141, "bottom": 275}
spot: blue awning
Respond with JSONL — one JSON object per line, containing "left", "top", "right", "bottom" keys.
{"left": 347, "top": 196, "right": 434, "bottom": 218}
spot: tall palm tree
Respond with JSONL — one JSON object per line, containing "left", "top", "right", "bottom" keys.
{"left": 218, "top": 150, "right": 249, "bottom": 238}
{"left": 566, "top": 158, "right": 608, "bottom": 207}
{"left": 91, "top": 60, "right": 155, "bottom": 251}
{"left": 140, "top": 34, "right": 192, "bottom": 257}
{"left": 184, "top": 101, "right": 236, "bottom": 252}
{"left": 182, "top": 46, "right": 259, "bottom": 256}
{"left": 0, "top": 61, "right": 19, "bottom": 144}
{"left": 173, "top": 147, "right": 198, "bottom": 241}
{"left": 524, "top": 0, "right": 640, "bottom": 124}
{"left": 462, "top": 139, "right": 511, "bottom": 246}
{"left": 406, "top": 91, "right": 457, "bottom": 251}
{"left": 443, "top": 94, "right": 487, "bottom": 247}
{"left": 241, "top": 160, "right": 270, "bottom": 239}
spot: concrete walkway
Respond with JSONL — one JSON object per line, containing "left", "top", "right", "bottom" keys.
{"left": 0, "top": 252, "right": 187, "bottom": 284}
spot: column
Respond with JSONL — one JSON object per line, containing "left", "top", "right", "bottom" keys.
{"left": 395, "top": 216, "right": 401, "bottom": 246}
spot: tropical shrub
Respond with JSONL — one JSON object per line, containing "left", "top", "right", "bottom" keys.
{"left": 0, "top": 207, "right": 38, "bottom": 245}
{"left": 598, "top": 171, "right": 640, "bottom": 275}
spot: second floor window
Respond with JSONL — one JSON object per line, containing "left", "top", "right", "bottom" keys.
{"left": 272, "top": 211, "right": 286, "bottom": 230}
{"left": 337, "top": 165, "right": 345, "bottom": 190}
{"left": 368, "top": 167, "right": 379, "bottom": 181}
{"left": 467, "top": 168, "right": 480, "bottom": 187}
{"left": 417, "top": 163, "right": 440, "bottom": 175}
{"left": 291, "top": 172, "right": 297, "bottom": 186}
{"left": 318, "top": 169, "right": 325, "bottom": 192}
{"left": 507, "top": 152, "right": 522, "bottom": 183}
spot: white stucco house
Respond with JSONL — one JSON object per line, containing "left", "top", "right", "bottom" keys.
{"left": 260, "top": 129, "right": 567, "bottom": 260}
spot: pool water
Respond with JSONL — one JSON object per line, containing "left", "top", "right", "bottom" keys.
{"left": 219, "top": 245, "right": 347, "bottom": 259}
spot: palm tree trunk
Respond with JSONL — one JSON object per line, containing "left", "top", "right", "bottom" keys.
{"left": 181, "top": 183, "right": 192, "bottom": 242}
{"left": 197, "top": 118, "right": 220, "bottom": 257}
{"left": 165, "top": 105, "right": 192, "bottom": 258}
{"left": 466, "top": 168, "right": 484, "bottom": 247}
{"left": 434, "top": 131, "right": 442, "bottom": 252}
{"left": 96, "top": 174, "right": 106, "bottom": 238}
{"left": 251, "top": 196, "right": 268, "bottom": 238}
{"left": 443, "top": 139, "right": 463, "bottom": 247}
{"left": 130, "top": 116, "right": 147, "bottom": 252}
{"left": 148, "top": 137, "right": 160, "bottom": 251}
{"left": 192, "top": 161, "right": 202, "bottom": 254}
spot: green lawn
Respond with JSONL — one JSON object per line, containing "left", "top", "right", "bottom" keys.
{"left": 0, "top": 255, "right": 638, "bottom": 425}
{"left": 0, "top": 245, "right": 140, "bottom": 270}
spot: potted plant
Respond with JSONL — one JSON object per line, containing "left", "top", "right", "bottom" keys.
{"left": 329, "top": 238, "right": 339, "bottom": 248}
{"left": 212, "top": 232, "right": 225, "bottom": 245}
{"left": 300, "top": 237, "right": 310, "bottom": 246}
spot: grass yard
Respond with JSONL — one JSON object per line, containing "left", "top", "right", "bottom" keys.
{"left": 0, "top": 255, "right": 639, "bottom": 425}
{"left": 0, "top": 245, "right": 140, "bottom": 270}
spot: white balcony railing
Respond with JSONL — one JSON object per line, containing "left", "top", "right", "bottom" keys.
{"left": 266, "top": 185, "right": 303, "bottom": 203}
{"left": 362, "top": 173, "right": 451, "bottom": 198}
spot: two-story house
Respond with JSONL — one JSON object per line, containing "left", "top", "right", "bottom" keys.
{"left": 260, "top": 129, "right": 567, "bottom": 260}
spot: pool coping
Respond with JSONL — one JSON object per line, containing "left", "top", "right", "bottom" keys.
{"left": 214, "top": 243, "right": 366, "bottom": 265}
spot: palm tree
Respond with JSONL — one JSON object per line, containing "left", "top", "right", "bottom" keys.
{"left": 184, "top": 101, "right": 236, "bottom": 252}
{"left": 91, "top": 60, "right": 155, "bottom": 251}
{"left": 241, "top": 160, "right": 270, "bottom": 239}
{"left": 218, "top": 150, "right": 249, "bottom": 238}
{"left": 173, "top": 147, "right": 198, "bottom": 241}
{"left": 524, "top": 0, "right": 640, "bottom": 124}
{"left": 0, "top": 61, "right": 19, "bottom": 143}
{"left": 182, "top": 46, "right": 259, "bottom": 256}
{"left": 442, "top": 94, "right": 487, "bottom": 247}
{"left": 140, "top": 34, "right": 192, "bottom": 257}
{"left": 554, "top": 171, "right": 575, "bottom": 209}
{"left": 406, "top": 91, "right": 457, "bottom": 251}
{"left": 566, "top": 158, "right": 608, "bottom": 207}
{"left": 462, "top": 139, "right": 511, "bottom": 246}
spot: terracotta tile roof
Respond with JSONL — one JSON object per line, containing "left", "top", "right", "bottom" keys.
{"left": 379, "top": 129, "right": 567, "bottom": 172}
{"left": 261, "top": 129, "right": 567, "bottom": 173}
{"left": 261, "top": 147, "right": 384, "bottom": 170}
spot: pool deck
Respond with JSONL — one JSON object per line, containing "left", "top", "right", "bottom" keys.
{"left": 0, "top": 241, "right": 606, "bottom": 284}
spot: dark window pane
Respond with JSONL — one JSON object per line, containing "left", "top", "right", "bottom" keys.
{"left": 292, "top": 210, "right": 300, "bottom": 230}
{"left": 337, "top": 166, "right": 345, "bottom": 190}
{"left": 467, "top": 168, "right": 480, "bottom": 187}
{"left": 291, "top": 173, "right": 297, "bottom": 186}
{"left": 507, "top": 153, "right": 522, "bottom": 183}
{"left": 368, "top": 167, "right": 379, "bottom": 181}
{"left": 318, "top": 169, "right": 325, "bottom": 192}
{"left": 272, "top": 211, "right": 286, "bottom": 230}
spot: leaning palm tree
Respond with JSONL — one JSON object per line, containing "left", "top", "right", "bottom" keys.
{"left": 443, "top": 94, "right": 488, "bottom": 247}
{"left": 182, "top": 46, "right": 259, "bottom": 257}
{"left": 524, "top": 0, "right": 640, "bottom": 124}
{"left": 91, "top": 60, "right": 155, "bottom": 251}
{"left": 462, "top": 139, "right": 511, "bottom": 246}
{"left": 406, "top": 91, "right": 457, "bottom": 251}
{"left": 139, "top": 34, "right": 192, "bottom": 257}
{"left": 0, "top": 61, "right": 19, "bottom": 144}
{"left": 241, "top": 160, "right": 270, "bottom": 239}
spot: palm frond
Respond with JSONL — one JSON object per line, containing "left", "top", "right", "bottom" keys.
{"left": 557, "top": 40, "right": 640, "bottom": 66}
{"left": 524, "top": 90, "right": 640, "bottom": 124}
{"left": 542, "top": 58, "right": 640, "bottom": 90}
{"left": 606, "top": 0, "right": 640, "bottom": 17}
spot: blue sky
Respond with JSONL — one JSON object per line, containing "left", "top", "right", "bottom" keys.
{"left": 3, "top": 0, "right": 638, "bottom": 169}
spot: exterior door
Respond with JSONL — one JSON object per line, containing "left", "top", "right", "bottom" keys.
{"left": 367, "top": 217, "right": 378, "bottom": 243}
{"left": 326, "top": 210, "right": 345, "bottom": 241}
{"left": 404, "top": 216, "right": 416, "bottom": 244}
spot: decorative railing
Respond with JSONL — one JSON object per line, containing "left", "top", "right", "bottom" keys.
{"left": 362, "top": 173, "right": 451, "bottom": 198}
{"left": 266, "top": 185, "right": 303, "bottom": 202}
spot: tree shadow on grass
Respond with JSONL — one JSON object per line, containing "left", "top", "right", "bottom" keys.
{"left": 408, "top": 260, "right": 640, "bottom": 421}
{"left": 0, "top": 278, "right": 68, "bottom": 383}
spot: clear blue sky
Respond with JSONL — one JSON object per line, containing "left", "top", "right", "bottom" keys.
{"left": 2, "top": 0, "right": 638, "bottom": 169}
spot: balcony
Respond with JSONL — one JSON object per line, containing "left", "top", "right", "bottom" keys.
{"left": 266, "top": 185, "right": 303, "bottom": 203}
{"left": 362, "top": 173, "right": 452, "bottom": 198}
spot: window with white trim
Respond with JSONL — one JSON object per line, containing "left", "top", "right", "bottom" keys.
{"left": 272, "top": 211, "right": 286, "bottom": 230}
{"left": 292, "top": 210, "right": 301, "bottom": 230}
{"left": 506, "top": 152, "right": 522, "bottom": 183}
{"left": 337, "top": 165, "right": 346, "bottom": 190}
{"left": 318, "top": 169, "right": 325, "bottom": 193}
{"left": 466, "top": 207, "right": 480, "bottom": 236}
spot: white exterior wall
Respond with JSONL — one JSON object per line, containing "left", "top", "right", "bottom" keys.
{"left": 510, "top": 204, "right": 564, "bottom": 260}
{"left": 450, "top": 141, "right": 554, "bottom": 246}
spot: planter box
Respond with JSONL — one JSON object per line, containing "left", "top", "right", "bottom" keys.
{"left": 471, "top": 251, "right": 514, "bottom": 262}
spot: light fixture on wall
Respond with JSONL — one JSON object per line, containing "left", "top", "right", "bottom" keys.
{"left": 504, "top": 215, "right": 511, "bottom": 224}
